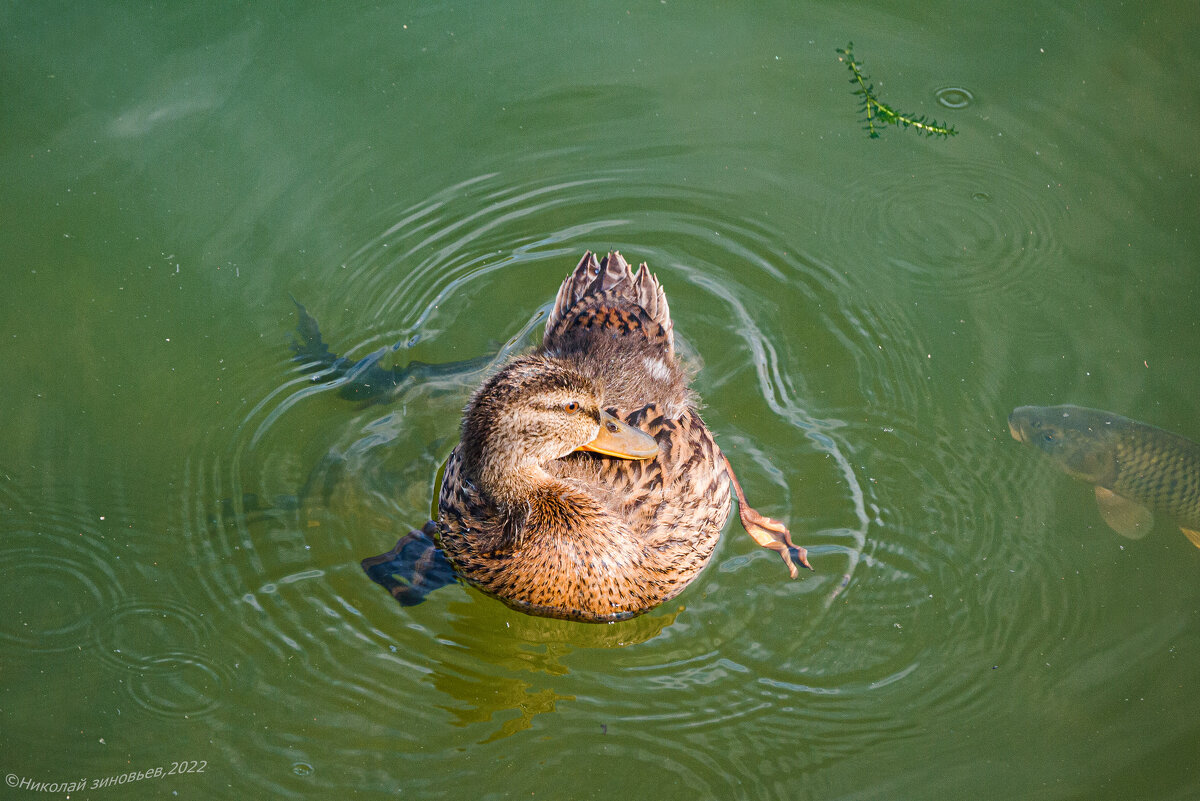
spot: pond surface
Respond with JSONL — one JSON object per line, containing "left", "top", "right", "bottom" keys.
{"left": 3, "top": 2, "right": 1199, "bottom": 799}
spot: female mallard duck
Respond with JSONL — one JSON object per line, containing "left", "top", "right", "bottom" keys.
{"left": 361, "top": 251, "right": 811, "bottom": 622}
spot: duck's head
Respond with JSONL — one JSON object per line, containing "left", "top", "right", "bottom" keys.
{"left": 459, "top": 356, "right": 658, "bottom": 505}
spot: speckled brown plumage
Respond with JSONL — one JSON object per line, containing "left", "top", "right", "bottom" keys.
{"left": 434, "top": 251, "right": 810, "bottom": 622}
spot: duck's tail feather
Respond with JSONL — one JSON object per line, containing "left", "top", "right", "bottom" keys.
{"left": 544, "top": 251, "right": 675, "bottom": 354}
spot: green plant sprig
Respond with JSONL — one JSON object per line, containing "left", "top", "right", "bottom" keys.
{"left": 836, "top": 43, "right": 957, "bottom": 139}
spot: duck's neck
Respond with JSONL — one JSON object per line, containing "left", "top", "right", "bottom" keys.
{"left": 475, "top": 457, "right": 619, "bottom": 546}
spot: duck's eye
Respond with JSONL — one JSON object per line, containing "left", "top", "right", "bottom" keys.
{"left": 564, "top": 401, "right": 580, "bottom": 413}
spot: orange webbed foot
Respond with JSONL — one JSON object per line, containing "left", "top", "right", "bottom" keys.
{"left": 725, "top": 456, "right": 813, "bottom": 579}
{"left": 738, "top": 504, "right": 812, "bottom": 579}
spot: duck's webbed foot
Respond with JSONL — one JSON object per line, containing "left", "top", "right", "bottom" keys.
{"left": 724, "top": 456, "right": 813, "bottom": 579}
{"left": 361, "top": 521, "right": 457, "bottom": 606}
{"left": 738, "top": 505, "right": 812, "bottom": 579}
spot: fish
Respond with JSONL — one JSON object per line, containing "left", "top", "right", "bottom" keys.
{"left": 1008, "top": 404, "right": 1200, "bottom": 548}
{"left": 289, "top": 297, "right": 494, "bottom": 403}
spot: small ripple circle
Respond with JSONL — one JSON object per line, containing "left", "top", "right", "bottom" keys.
{"left": 126, "top": 651, "right": 231, "bottom": 719}
{"left": 94, "top": 600, "right": 210, "bottom": 670}
{"left": 0, "top": 527, "right": 124, "bottom": 653}
{"left": 935, "top": 86, "right": 974, "bottom": 109}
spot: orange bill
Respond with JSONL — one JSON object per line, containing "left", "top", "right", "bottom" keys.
{"left": 576, "top": 410, "right": 658, "bottom": 459}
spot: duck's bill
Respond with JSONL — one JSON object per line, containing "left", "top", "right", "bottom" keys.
{"left": 577, "top": 411, "right": 659, "bottom": 459}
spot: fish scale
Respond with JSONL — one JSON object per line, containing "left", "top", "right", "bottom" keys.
{"left": 1009, "top": 404, "right": 1200, "bottom": 548}
{"left": 1112, "top": 429, "right": 1200, "bottom": 529}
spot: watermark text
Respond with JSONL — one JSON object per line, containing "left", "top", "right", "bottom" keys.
{"left": 5, "top": 761, "right": 206, "bottom": 792}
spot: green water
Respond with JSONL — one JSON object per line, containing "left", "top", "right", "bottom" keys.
{"left": 3, "top": 2, "right": 1199, "bottom": 799}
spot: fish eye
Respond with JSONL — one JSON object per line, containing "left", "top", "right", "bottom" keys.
{"left": 1041, "top": 431, "right": 1056, "bottom": 443}
{"left": 564, "top": 401, "right": 580, "bottom": 413}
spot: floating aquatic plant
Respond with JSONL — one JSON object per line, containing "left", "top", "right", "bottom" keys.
{"left": 836, "top": 43, "right": 957, "bottom": 139}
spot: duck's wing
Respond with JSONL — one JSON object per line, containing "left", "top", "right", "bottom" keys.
{"left": 544, "top": 251, "right": 674, "bottom": 356}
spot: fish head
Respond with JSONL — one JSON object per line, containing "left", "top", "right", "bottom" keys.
{"left": 1008, "top": 405, "right": 1121, "bottom": 484}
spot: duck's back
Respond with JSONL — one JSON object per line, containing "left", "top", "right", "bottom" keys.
{"left": 540, "top": 251, "right": 688, "bottom": 413}
{"left": 540, "top": 252, "right": 730, "bottom": 568}
{"left": 545, "top": 251, "right": 674, "bottom": 351}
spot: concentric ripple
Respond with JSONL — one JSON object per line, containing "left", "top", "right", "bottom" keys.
{"left": 167, "top": 159, "right": 1104, "bottom": 795}
{"left": 171, "top": 166, "right": 882, "bottom": 778}
{"left": 819, "top": 158, "right": 1067, "bottom": 298}
{"left": 94, "top": 599, "right": 210, "bottom": 670}
{"left": 0, "top": 468, "right": 235, "bottom": 723}
{"left": 0, "top": 483, "right": 127, "bottom": 654}
{"left": 936, "top": 86, "right": 976, "bottom": 109}
{"left": 92, "top": 598, "right": 232, "bottom": 720}
{"left": 125, "top": 651, "right": 233, "bottom": 719}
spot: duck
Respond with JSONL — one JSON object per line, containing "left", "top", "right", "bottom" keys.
{"left": 424, "top": 251, "right": 811, "bottom": 623}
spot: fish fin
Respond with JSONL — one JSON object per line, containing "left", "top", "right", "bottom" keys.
{"left": 1094, "top": 486, "right": 1153, "bottom": 539}
{"left": 1180, "top": 528, "right": 1200, "bottom": 550}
